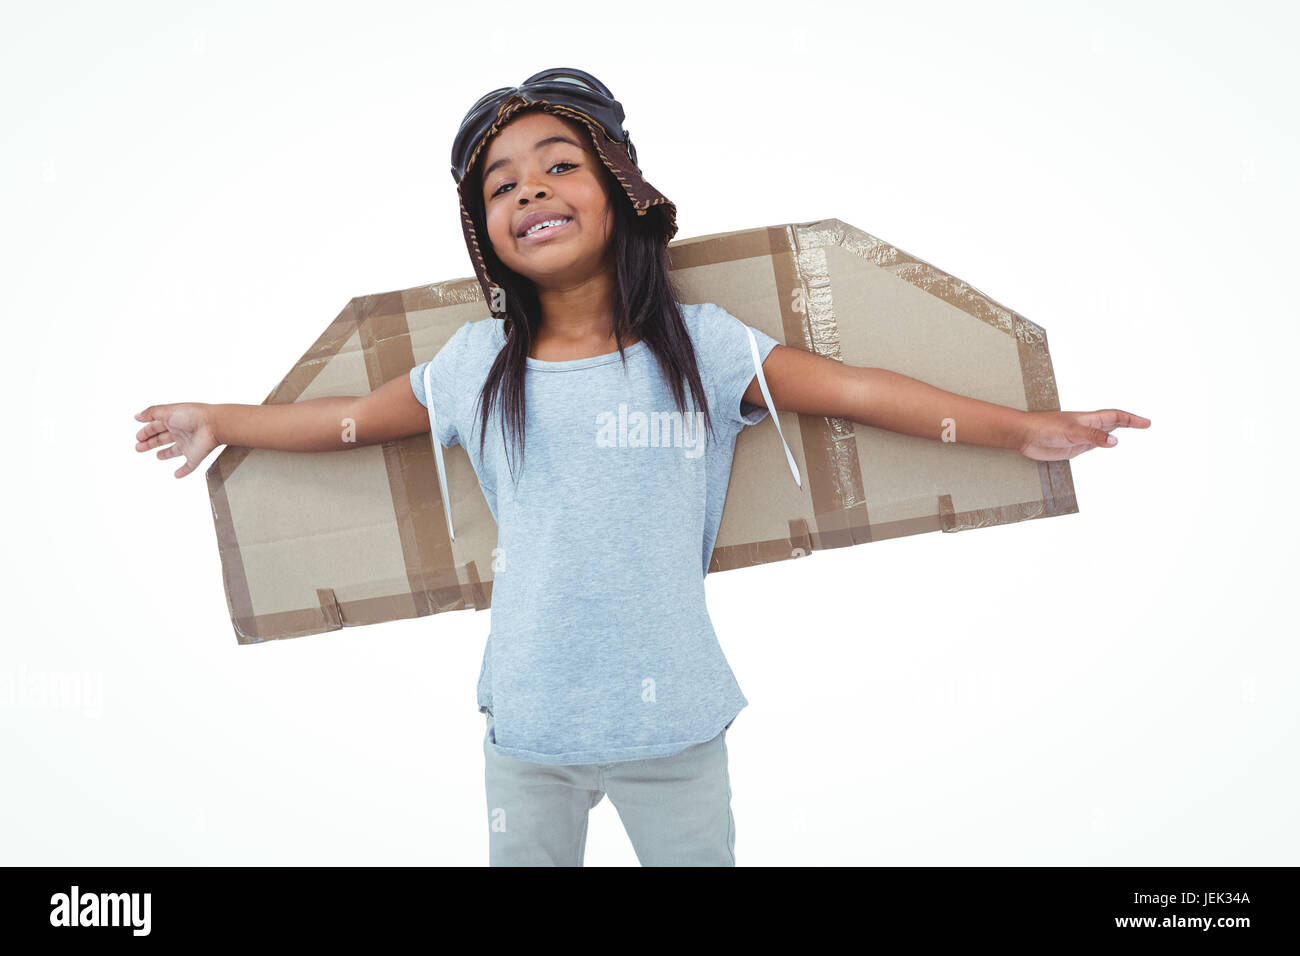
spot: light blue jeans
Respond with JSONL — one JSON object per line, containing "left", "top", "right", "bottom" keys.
{"left": 483, "top": 709, "right": 736, "bottom": 866}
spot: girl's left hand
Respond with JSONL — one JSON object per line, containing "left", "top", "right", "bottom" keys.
{"left": 1018, "top": 409, "right": 1151, "bottom": 461}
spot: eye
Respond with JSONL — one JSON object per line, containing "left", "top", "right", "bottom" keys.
{"left": 490, "top": 161, "right": 578, "bottom": 198}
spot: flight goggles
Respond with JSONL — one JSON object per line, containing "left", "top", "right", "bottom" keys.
{"left": 449, "top": 67, "right": 638, "bottom": 184}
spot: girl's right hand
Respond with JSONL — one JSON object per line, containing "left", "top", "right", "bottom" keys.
{"left": 134, "top": 403, "right": 220, "bottom": 479}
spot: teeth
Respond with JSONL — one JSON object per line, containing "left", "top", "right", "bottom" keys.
{"left": 523, "top": 217, "right": 570, "bottom": 237}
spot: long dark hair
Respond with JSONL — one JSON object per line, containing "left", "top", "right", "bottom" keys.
{"left": 462, "top": 117, "right": 717, "bottom": 486}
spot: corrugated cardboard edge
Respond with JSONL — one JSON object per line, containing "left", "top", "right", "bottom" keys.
{"left": 686, "top": 219, "right": 1077, "bottom": 574}
{"left": 205, "top": 282, "right": 491, "bottom": 645}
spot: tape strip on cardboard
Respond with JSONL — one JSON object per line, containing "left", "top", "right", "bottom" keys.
{"left": 778, "top": 223, "right": 873, "bottom": 552}
{"left": 795, "top": 219, "right": 1078, "bottom": 535}
{"left": 689, "top": 219, "right": 1076, "bottom": 573}
{"left": 206, "top": 281, "right": 491, "bottom": 644}
{"left": 673, "top": 224, "right": 870, "bottom": 574}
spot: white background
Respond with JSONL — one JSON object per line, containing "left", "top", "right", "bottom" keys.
{"left": 2, "top": 0, "right": 1295, "bottom": 866}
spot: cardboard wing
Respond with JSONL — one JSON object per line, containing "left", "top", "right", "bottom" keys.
{"left": 206, "top": 218, "right": 1076, "bottom": 645}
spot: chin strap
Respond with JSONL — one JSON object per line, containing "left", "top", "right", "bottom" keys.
{"left": 746, "top": 326, "right": 802, "bottom": 490}
{"left": 423, "top": 363, "right": 455, "bottom": 542}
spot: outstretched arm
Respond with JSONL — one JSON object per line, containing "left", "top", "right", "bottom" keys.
{"left": 744, "top": 345, "right": 1150, "bottom": 461}
{"left": 134, "top": 371, "right": 434, "bottom": 478}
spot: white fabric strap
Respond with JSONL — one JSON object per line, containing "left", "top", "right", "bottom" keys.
{"left": 746, "top": 326, "right": 802, "bottom": 489}
{"left": 423, "top": 363, "right": 455, "bottom": 542}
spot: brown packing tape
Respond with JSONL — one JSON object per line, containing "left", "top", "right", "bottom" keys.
{"left": 789, "top": 518, "right": 813, "bottom": 558}
{"left": 397, "top": 285, "right": 498, "bottom": 616}
{"left": 708, "top": 517, "right": 814, "bottom": 575}
{"left": 709, "top": 483, "right": 1078, "bottom": 574}
{"left": 207, "top": 295, "right": 372, "bottom": 644}
{"left": 263, "top": 297, "right": 370, "bottom": 416}
{"left": 233, "top": 591, "right": 455, "bottom": 645}
{"left": 317, "top": 588, "right": 343, "bottom": 628}
{"left": 206, "top": 282, "right": 489, "bottom": 644}
{"left": 776, "top": 223, "right": 872, "bottom": 551}
{"left": 787, "top": 221, "right": 1079, "bottom": 541}
{"left": 672, "top": 223, "right": 872, "bottom": 569}
{"left": 798, "top": 218, "right": 1064, "bottom": 411}
{"left": 461, "top": 559, "right": 491, "bottom": 612}
{"left": 850, "top": 488, "right": 1080, "bottom": 540}
{"left": 694, "top": 219, "right": 1077, "bottom": 573}
{"left": 670, "top": 224, "right": 867, "bottom": 506}
{"left": 338, "top": 289, "right": 489, "bottom": 625}
{"left": 206, "top": 457, "right": 257, "bottom": 643}
{"left": 1038, "top": 460, "right": 1078, "bottom": 518}
{"left": 368, "top": 291, "right": 454, "bottom": 614}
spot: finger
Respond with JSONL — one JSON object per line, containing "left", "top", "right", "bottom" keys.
{"left": 1120, "top": 410, "right": 1151, "bottom": 428}
{"left": 135, "top": 406, "right": 168, "bottom": 424}
{"left": 136, "top": 431, "right": 172, "bottom": 451}
{"left": 134, "top": 420, "right": 166, "bottom": 443}
{"left": 174, "top": 461, "right": 194, "bottom": 479}
{"left": 138, "top": 433, "right": 171, "bottom": 451}
{"left": 135, "top": 422, "right": 175, "bottom": 447}
{"left": 1104, "top": 409, "right": 1152, "bottom": 428}
{"left": 1074, "top": 428, "right": 1116, "bottom": 447}
{"left": 157, "top": 446, "right": 180, "bottom": 460}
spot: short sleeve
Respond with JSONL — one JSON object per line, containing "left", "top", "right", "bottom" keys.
{"left": 698, "top": 303, "right": 782, "bottom": 428}
{"left": 409, "top": 320, "right": 472, "bottom": 448}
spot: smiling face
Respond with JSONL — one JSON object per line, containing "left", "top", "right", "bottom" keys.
{"left": 477, "top": 109, "right": 618, "bottom": 290}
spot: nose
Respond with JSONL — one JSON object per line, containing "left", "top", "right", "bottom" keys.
{"left": 516, "top": 185, "right": 547, "bottom": 206}
{"left": 514, "top": 163, "right": 549, "bottom": 205}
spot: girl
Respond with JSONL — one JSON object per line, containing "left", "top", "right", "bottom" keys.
{"left": 134, "top": 68, "right": 1150, "bottom": 866}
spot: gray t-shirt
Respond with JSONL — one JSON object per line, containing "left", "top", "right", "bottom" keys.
{"left": 410, "top": 301, "right": 781, "bottom": 765}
